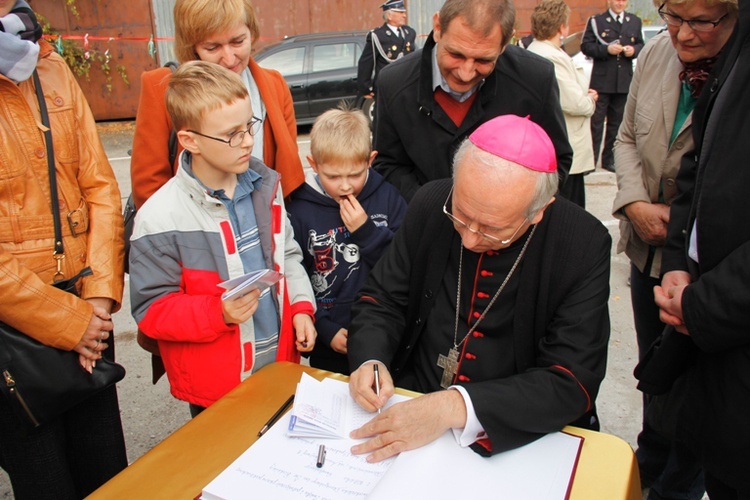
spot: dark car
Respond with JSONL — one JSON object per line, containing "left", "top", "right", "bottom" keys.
{"left": 254, "top": 31, "right": 370, "bottom": 126}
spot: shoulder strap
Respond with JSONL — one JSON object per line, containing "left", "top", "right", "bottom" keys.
{"left": 32, "top": 70, "right": 65, "bottom": 280}
{"left": 589, "top": 17, "right": 610, "bottom": 46}
{"left": 371, "top": 32, "right": 395, "bottom": 64}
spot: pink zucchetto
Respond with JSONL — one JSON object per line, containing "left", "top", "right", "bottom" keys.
{"left": 468, "top": 115, "right": 557, "bottom": 173}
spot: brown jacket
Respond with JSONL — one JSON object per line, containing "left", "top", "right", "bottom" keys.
{"left": 130, "top": 58, "right": 304, "bottom": 208}
{"left": 0, "top": 41, "right": 125, "bottom": 350}
{"left": 612, "top": 32, "right": 692, "bottom": 277}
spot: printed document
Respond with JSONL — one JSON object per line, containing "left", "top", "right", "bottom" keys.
{"left": 201, "top": 375, "right": 583, "bottom": 500}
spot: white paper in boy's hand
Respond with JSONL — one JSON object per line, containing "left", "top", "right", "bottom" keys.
{"left": 218, "top": 269, "right": 283, "bottom": 301}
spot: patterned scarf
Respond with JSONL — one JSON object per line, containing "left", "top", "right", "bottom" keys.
{"left": 679, "top": 56, "right": 718, "bottom": 98}
{"left": 0, "top": 0, "right": 42, "bottom": 83}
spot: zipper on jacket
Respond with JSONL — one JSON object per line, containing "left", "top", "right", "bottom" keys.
{"left": 3, "top": 370, "right": 40, "bottom": 427}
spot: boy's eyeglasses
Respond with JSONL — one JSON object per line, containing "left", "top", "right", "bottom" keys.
{"left": 658, "top": 4, "right": 729, "bottom": 32}
{"left": 187, "top": 116, "right": 263, "bottom": 148}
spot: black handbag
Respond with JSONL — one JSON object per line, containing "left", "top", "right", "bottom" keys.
{"left": 0, "top": 269, "right": 126, "bottom": 429}
{"left": 0, "top": 70, "right": 126, "bottom": 430}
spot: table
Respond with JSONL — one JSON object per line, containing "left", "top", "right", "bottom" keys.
{"left": 88, "top": 362, "right": 641, "bottom": 499}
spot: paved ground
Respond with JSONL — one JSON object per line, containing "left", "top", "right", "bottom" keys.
{"left": 0, "top": 121, "right": 645, "bottom": 497}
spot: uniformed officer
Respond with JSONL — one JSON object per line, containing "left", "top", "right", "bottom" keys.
{"left": 581, "top": 0, "right": 643, "bottom": 172}
{"left": 356, "top": 0, "right": 417, "bottom": 98}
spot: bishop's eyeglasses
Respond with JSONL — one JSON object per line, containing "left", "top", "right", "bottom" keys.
{"left": 443, "top": 186, "right": 528, "bottom": 245}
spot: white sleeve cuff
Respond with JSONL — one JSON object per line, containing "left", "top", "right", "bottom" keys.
{"left": 450, "top": 386, "right": 488, "bottom": 447}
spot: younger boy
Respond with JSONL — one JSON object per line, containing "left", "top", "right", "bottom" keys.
{"left": 129, "top": 61, "right": 316, "bottom": 416}
{"left": 288, "top": 108, "right": 407, "bottom": 374}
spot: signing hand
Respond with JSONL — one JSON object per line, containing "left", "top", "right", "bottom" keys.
{"left": 293, "top": 313, "right": 316, "bottom": 352}
{"left": 340, "top": 194, "right": 368, "bottom": 233}
{"left": 623, "top": 45, "right": 635, "bottom": 57}
{"left": 350, "top": 390, "right": 468, "bottom": 462}
{"left": 330, "top": 328, "right": 348, "bottom": 354}
{"left": 349, "top": 361, "right": 394, "bottom": 412}
{"left": 222, "top": 288, "right": 261, "bottom": 325}
{"left": 624, "top": 201, "right": 670, "bottom": 246}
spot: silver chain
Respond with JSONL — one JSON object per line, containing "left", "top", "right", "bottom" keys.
{"left": 451, "top": 224, "right": 537, "bottom": 350}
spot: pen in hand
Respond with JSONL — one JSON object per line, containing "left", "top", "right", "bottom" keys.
{"left": 258, "top": 394, "right": 295, "bottom": 437}
{"left": 374, "top": 364, "right": 381, "bottom": 414}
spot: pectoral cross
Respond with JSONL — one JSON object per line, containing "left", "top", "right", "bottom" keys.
{"left": 437, "top": 347, "right": 459, "bottom": 389}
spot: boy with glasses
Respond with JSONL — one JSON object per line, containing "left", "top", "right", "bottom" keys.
{"left": 129, "top": 61, "right": 316, "bottom": 417}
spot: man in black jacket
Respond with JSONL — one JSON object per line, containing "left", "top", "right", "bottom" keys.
{"left": 654, "top": 1, "right": 750, "bottom": 495}
{"left": 347, "top": 115, "right": 610, "bottom": 461}
{"left": 581, "top": 0, "right": 643, "bottom": 172}
{"left": 371, "top": 0, "right": 572, "bottom": 202}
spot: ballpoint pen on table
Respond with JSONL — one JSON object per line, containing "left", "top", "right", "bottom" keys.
{"left": 374, "top": 364, "right": 381, "bottom": 414}
{"left": 258, "top": 394, "right": 295, "bottom": 437}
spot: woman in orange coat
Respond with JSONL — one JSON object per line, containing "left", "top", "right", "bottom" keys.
{"left": 130, "top": 0, "right": 304, "bottom": 208}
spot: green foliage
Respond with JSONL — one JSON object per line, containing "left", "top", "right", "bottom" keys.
{"left": 37, "top": 12, "right": 130, "bottom": 93}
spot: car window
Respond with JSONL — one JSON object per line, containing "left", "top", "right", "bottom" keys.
{"left": 312, "top": 42, "right": 361, "bottom": 72}
{"left": 642, "top": 26, "right": 666, "bottom": 44}
{"left": 257, "top": 47, "right": 305, "bottom": 77}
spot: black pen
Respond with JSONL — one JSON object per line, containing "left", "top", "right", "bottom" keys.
{"left": 258, "top": 394, "right": 295, "bottom": 437}
{"left": 374, "top": 364, "right": 381, "bottom": 414}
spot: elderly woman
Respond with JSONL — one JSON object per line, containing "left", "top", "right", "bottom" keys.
{"left": 0, "top": 0, "right": 127, "bottom": 497}
{"left": 611, "top": 0, "right": 737, "bottom": 498}
{"left": 528, "top": 0, "right": 598, "bottom": 208}
{"left": 130, "top": 0, "right": 304, "bottom": 208}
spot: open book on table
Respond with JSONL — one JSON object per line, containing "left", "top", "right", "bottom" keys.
{"left": 201, "top": 373, "right": 584, "bottom": 500}
{"left": 217, "top": 269, "right": 283, "bottom": 301}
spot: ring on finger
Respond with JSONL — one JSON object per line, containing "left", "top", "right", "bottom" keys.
{"left": 100, "top": 330, "right": 106, "bottom": 341}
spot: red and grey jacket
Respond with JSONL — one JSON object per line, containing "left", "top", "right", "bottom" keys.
{"left": 129, "top": 155, "right": 315, "bottom": 407}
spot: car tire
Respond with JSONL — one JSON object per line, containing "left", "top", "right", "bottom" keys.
{"left": 361, "top": 98, "right": 375, "bottom": 128}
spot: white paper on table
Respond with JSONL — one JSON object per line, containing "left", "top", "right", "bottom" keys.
{"left": 201, "top": 377, "right": 410, "bottom": 500}
{"left": 287, "top": 373, "right": 348, "bottom": 438}
{"left": 369, "top": 430, "right": 583, "bottom": 500}
{"left": 202, "top": 376, "right": 582, "bottom": 500}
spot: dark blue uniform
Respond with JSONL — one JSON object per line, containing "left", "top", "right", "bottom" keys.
{"left": 356, "top": 23, "right": 416, "bottom": 96}
{"left": 581, "top": 10, "right": 644, "bottom": 171}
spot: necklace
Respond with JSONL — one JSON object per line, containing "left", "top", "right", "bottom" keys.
{"left": 437, "top": 225, "right": 537, "bottom": 389}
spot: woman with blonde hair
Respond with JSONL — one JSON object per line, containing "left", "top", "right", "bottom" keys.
{"left": 528, "top": 0, "right": 598, "bottom": 208}
{"left": 130, "top": 0, "right": 304, "bottom": 208}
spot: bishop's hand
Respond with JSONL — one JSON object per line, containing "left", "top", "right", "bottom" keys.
{"left": 349, "top": 390, "right": 468, "bottom": 462}
{"left": 349, "top": 361, "right": 393, "bottom": 412}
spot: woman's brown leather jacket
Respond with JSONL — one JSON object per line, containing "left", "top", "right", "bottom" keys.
{"left": 0, "top": 41, "right": 124, "bottom": 350}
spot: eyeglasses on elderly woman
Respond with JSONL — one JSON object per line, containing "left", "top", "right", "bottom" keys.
{"left": 658, "top": 3, "right": 730, "bottom": 32}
